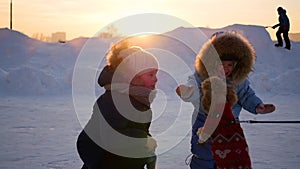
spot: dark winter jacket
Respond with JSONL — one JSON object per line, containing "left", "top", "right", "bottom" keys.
{"left": 77, "top": 65, "right": 155, "bottom": 169}
{"left": 273, "top": 9, "right": 290, "bottom": 31}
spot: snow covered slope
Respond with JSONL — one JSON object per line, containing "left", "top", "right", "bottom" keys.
{"left": 1, "top": 25, "right": 299, "bottom": 96}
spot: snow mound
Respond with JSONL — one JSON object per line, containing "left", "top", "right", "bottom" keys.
{"left": 0, "top": 25, "right": 299, "bottom": 96}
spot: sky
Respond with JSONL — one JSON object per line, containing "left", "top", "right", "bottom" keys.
{"left": 1, "top": 22, "right": 300, "bottom": 169}
{"left": 0, "top": 0, "right": 299, "bottom": 40}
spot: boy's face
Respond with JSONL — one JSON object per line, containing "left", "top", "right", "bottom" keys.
{"left": 219, "top": 61, "right": 234, "bottom": 77}
{"left": 137, "top": 69, "right": 158, "bottom": 90}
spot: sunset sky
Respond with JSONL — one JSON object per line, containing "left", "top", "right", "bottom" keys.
{"left": 0, "top": 0, "right": 299, "bottom": 40}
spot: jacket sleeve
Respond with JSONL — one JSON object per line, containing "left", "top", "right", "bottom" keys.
{"left": 236, "top": 79, "right": 263, "bottom": 114}
{"left": 272, "top": 24, "right": 280, "bottom": 29}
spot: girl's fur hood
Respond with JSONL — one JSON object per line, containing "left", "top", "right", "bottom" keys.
{"left": 195, "top": 32, "right": 256, "bottom": 85}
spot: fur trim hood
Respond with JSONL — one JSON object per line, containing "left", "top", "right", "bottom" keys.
{"left": 195, "top": 32, "right": 256, "bottom": 84}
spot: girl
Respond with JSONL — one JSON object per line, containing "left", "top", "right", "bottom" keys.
{"left": 176, "top": 32, "right": 275, "bottom": 169}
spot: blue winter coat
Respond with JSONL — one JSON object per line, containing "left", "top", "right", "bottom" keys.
{"left": 181, "top": 72, "right": 263, "bottom": 164}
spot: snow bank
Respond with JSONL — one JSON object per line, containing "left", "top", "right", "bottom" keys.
{"left": 0, "top": 25, "right": 299, "bottom": 96}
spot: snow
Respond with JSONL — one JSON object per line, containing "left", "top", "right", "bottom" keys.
{"left": 0, "top": 24, "right": 300, "bottom": 169}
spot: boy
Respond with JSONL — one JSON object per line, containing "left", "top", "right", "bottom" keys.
{"left": 77, "top": 40, "right": 158, "bottom": 169}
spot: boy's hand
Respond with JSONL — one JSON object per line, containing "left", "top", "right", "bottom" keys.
{"left": 196, "top": 127, "right": 203, "bottom": 136}
{"left": 196, "top": 127, "right": 207, "bottom": 145}
{"left": 176, "top": 85, "right": 195, "bottom": 99}
{"left": 256, "top": 104, "right": 276, "bottom": 114}
{"left": 146, "top": 136, "right": 157, "bottom": 152}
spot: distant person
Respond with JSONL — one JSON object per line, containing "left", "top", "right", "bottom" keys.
{"left": 76, "top": 40, "right": 159, "bottom": 169}
{"left": 272, "top": 7, "right": 291, "bottom": 50}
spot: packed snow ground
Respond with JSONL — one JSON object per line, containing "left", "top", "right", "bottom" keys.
{"left": 0, "top": 24, "right": 300, "bottom": 169}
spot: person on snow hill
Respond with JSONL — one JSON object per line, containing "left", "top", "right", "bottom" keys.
{"left": 176, "top": 31, "right": 276, "bottom": 169}
{"left": 197, "top": 76, "right": 252, "bottom": 169}
{"left": 76, "top": 40, "right": 159, "bottom": 169}
{"left": 272, "top": 6, "right": 291, "bottom": 50}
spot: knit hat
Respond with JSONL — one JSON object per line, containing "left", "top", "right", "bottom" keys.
{"left": 195, "top": 32, "right": 256, "bottom": 85}
{"left": 106, "top": 41, "right": 159, "bottom": 84}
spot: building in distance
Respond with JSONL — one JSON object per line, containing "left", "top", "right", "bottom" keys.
{"left": 51, "top": 32, "right": 66, "bottom": 43}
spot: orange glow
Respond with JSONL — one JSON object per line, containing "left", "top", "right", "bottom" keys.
{"left": 0, "top": 0, "right": 299, "bottom": 40}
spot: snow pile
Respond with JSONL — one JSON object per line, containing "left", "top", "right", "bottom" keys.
{"left": 0, "top": 25, "right": 300, "bottom": 96}
{"left": 0, "top": 28, "right": 112, "bottom": 95}
{"left": 0, "top": 25, "right": 300, "bottom": 95}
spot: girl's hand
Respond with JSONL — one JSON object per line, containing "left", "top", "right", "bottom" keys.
{"left": 197, "top": 127, "right": 207, "bottom": 145}
{"left": 256, "top": 104, "right": 276, "bottom": 114}
{"left": 176, "top": 85, "right": 195, "bottom": 99}
{"left": 196, "top": 127, "right": 203, "bottom": 136}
